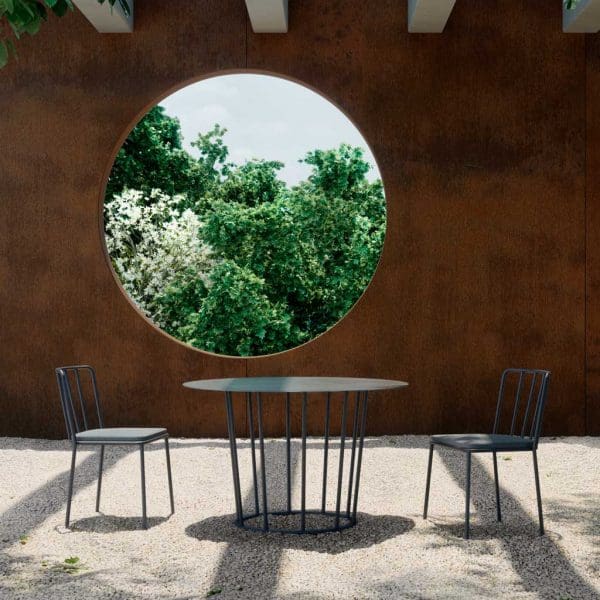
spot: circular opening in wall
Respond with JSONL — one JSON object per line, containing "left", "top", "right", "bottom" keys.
{"left": 103, "top": 73, "right": 386, "bottom": 357}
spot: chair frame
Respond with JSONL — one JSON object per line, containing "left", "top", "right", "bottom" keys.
{"left": 423, "top": 368, "right": 551, "bottom": 539}
{"left": 55, "top": 365, "right": 174, "bottom": 529}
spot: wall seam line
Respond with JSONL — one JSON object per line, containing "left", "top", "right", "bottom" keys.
{"left": 245, "top": 2, "right": 249, "bottom": 381}
{"left": 585, "top": 33, "right": 589, "bottom": 435}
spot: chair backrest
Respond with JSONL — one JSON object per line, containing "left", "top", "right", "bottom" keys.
{"left": 55, "top": 365, "right": 104, "bottom": 441}
{"left": 492, "top": 368, "right": 550, "bottom": 446}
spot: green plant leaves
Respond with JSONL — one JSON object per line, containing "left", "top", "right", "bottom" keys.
{"left": 2, "top": 0, "right": 16, "bottom": 13}
{"left": 51, "top": 0, "right": 72, "bottom": 17}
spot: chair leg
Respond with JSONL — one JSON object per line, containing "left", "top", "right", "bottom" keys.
{"left": 165, "top": 437, "right": 175, "bottom": 515}
{"left": 532, "top": 449, "right": 544, "bottom": 535}
{"left": 423, "top": 443, "right": 434, "bottom": 519}
{"left": 140, "top": 444, "right": 148, "bottom": 529}
{"left": 95, "top": 445, "right": 105, "bottom": 513}
{"left": 492, "top": 451, "right": 501, "bottom": 522}
{"left": 464, "top": 452, "right": 472, "bottom": 539}
{"left": 65, "top": 443, "right": 77, "bottom": 528}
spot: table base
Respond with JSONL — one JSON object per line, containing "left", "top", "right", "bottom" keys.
{"left": 238, "top": 509, "right": 356, "bottom": 534}
{"left": 225, "top": 390, "right": 369, "bottom": 535}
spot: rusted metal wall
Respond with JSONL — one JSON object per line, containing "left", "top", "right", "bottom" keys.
{"left": 0, "top": 0, "right": 594, "bottom": 437}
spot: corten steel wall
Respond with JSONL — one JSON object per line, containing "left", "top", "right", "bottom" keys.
{"left": 0, "top": 0, "right": 596, "bottom": 437}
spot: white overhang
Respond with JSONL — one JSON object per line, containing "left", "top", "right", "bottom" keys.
{"left": 408, "top": 0, "right": 456, "bottom": 33}
{"left": 245, "top": 0, "right": 288, "bottom": 33}
{"left": 73, "top": 0, "right": 133, "bottom": 33}
{"left": 563, "top": 0, "right": 600, "bottom": 33}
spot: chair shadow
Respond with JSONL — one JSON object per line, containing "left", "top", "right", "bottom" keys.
{"left": 68, "top": 514, "right": 170, "bottom": 532}
{"left": 433, "top": 446, "right": 600, "bottom": 598}
{"left": 186, "top": 512, "right": 414, "bottom": 554}
{"left": 421, "top": 516, "right": 559, "bottom": 544}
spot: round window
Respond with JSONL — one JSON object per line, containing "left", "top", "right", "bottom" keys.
{"left": 104, "top": 73, "right": 386, "bottom": 357}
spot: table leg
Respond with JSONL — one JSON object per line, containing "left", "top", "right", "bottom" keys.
{"left": 257, "top": 392, "right": 269, "bottom": 532}
{"left": 247, "top": 392, "right": 260, "bottom": 516}
{"left": 225, "top": 392, "right": 243, "bottom": 525}
{"left": 286, "top": 392, "right": 291, "bottom": 514}
{"left": 346, "top": 391, "right": 361, "bottom": 516}
{"left": 352, "top": 391, "right": 369, "bottom": 520}
{"left": 301, "top": 392, "right": 308, "bottom": 531}
{"left": 334, "top": 392, "right": 349, "bottom": 529}
{"left": 321, "top": 392, "right": 331, "bottom": 513}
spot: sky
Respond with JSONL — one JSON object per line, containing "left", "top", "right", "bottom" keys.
{"left": 160, "top": 73, "right": 380, "bottom": 187}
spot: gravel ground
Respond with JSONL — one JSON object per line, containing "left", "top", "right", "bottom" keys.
{"left": 0, "top": 436, "right": 598, "bottom": 600}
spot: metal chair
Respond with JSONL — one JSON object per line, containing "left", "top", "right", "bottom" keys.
{"left": 55, "top": 365, "right": 175, "bottom": 529}
{"left": 423, "top": 368, "right": 551, "bottom": 539}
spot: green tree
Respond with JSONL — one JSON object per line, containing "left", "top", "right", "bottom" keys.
{"left": 104, "top": 112, "right": 386, "bottom": 357}
{"left": 105, "top": 107, "right": 228, "bottom": 209}
{"left": 200, "top": 145, "right": 386, "bottom": 349}
{"left": 179, "top": 261, "right": 299, "bottom": 356}
{"left": 209, "top": 159, "right": 285, "bottom": 207}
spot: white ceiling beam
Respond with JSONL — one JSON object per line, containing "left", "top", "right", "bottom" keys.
{"left": 245, "top": 0, "right": 288, "bottom": 33}
{"left": 563, "top": 0, "right": 600, "bottom": 32}
{"left": 73, "top": 0, "right": 133, "bottom": 33}
{"left": 408, "top": 0, "right": 456, "bottom": 33}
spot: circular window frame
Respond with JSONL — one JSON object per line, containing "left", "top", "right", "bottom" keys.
{"left": 99, "top": 69, "right": 388, "bottom": 359}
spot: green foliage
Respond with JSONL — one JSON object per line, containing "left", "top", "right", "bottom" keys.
{"left": 57, "top": 556, "right": 83, "bottom": 575}
{"left": 208, "top": 159, "right": 284, "bottom": 207}
{"left": 106, "top": 107, "right": 228, "bottom": 209}
{"left": 104, "top": 108, "right": 386, "bottom": 357}
{"left": 179, "top": 261, "right": 299, "bottom": 356}
{"left": 201, "top": 147, "right": 385, "bottom": 343}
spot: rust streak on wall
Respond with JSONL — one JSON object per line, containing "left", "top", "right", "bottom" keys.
{"left": 0, "top": 0, "right": 593, "bottom": 437}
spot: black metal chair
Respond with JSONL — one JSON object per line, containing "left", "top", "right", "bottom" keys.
{"left": 423, "top": 368, "right": 551, "bottom": 539}
{"left": 55, "top": 365, "right": 175, "bottom": 529}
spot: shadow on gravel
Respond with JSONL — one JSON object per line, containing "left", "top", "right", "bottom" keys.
{"left": 186, "top": 512, "right": 414, "bottom": 553}
{"left": 0, "top": 444, "right": 134, "bottom": 549}
{"left": 432, "top": 446, "right": 599, "bottom": 600}
{"left": 69, "top": 514, "right": 170, "bottom": 532}
{"left": 547, "top": 492, "right": 600, "bottom": 571}
{"left": 0, "top": 552, "right": 197, "bottom": 600}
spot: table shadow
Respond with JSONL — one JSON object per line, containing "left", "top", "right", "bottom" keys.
{"left": 185, "top": 511, "right": 414, "bottom": 554}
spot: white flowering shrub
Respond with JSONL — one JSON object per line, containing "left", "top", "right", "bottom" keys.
{"left": 104, "top": 189, "right": 214, "bottom": 329}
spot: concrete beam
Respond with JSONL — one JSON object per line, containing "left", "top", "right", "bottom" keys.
{"left": 408, "top": 0, "right": 456, "bottom": 33}
{"left": 73, "top": 0, "right": 133, "bottom": 33}
{"left": 245, "top": 0, "right": 288, "bottom": 33}
{"left": 563, "top": 0, "right": 600, "bottom": 33}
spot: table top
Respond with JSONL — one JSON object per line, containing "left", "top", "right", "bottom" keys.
{"left": 183, "top": 376, "right": 409, "bottom": 393}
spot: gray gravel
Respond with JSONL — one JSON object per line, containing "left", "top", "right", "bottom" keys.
{"left": 0, "top": 436, "right": 598, "bottom": 600}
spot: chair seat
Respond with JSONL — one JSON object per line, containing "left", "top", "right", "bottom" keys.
{"left": 76, "top": 427, "right": 168, "bottom": 444}
{"left": 431, "top": 433, "right": 534, "bottom": 452}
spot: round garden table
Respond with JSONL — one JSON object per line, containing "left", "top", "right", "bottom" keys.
{"left": 183, "top": 377, "right": 408, "bottom": 534}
